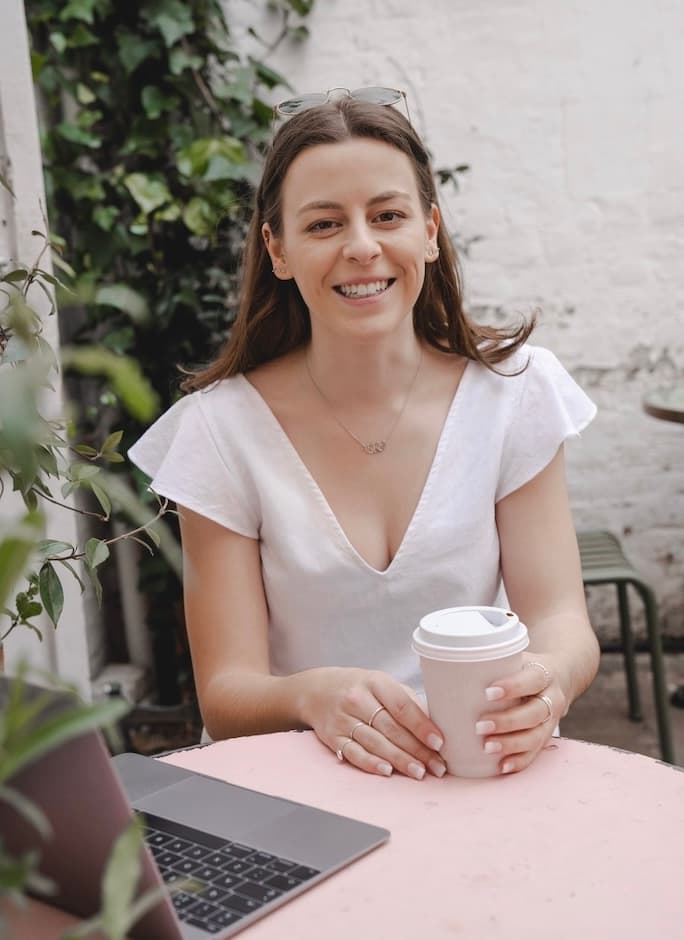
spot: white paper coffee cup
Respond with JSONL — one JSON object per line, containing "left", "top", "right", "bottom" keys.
{"left": 412, "top": 606, "right": 529, "bottom": 777}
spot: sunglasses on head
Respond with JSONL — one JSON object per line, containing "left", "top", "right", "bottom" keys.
{"left": 274, "top": 85, "right": 410, "bottom": 122}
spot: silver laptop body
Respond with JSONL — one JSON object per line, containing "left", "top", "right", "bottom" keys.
{"left": 0, "top": 678, "right": 389, "bottom": 938}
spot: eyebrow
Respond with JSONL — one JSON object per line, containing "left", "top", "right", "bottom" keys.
{"left": 296, "top": 190, "right": 412, "bottom": 217}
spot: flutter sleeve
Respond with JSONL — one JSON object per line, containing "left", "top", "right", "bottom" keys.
{"left": 128, "top": 390, "right": 259, "bottom": 537}
{"left": 496, "top": 346, "right": 597, "bottom": 502}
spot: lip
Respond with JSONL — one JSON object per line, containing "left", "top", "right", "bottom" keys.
{"left": 333, "top": 279, "right": 395, "bottom": 304}
{"left": 333, "top": 276, "right": 394, "bottom": 288}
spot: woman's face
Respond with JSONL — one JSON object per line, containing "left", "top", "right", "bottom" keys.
{"left": 263, "top": 137, "right": 439, "bottom": 344}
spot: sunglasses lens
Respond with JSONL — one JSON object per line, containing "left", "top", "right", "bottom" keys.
{"left": 351, "top": 86, "right": 402, "bottom": 106}
{"left": 277, "top": 93, "right": 328, "bottom": 115}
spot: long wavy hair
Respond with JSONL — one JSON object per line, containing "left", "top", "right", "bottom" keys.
{"left": 183, "top": 97, "right": 533, "bottom": 390}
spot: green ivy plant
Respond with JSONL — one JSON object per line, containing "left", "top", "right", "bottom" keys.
{"left": 25, "top": 0, "right": 314, "bottom": 701}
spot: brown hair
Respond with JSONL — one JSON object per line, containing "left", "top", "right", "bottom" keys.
{"left": 183, "top": 97, "right": 533, "bottom": 390}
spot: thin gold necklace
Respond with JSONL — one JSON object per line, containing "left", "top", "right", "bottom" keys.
{"left": 305, "top": 346, "right": 423, "bottom": 455}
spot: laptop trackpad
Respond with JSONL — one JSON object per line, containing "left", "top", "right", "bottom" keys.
{"left": 134, "top": 776, "right": 292, "bottom": 842}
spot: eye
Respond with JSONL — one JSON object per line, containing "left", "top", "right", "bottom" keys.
{"left": 374, "top": 210, "right": 405, "bottom": 224}
{"left": 306, "top": 219, "right": 340, "bottom": 233}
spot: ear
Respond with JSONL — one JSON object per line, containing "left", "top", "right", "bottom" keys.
{"left": 262, "top": 223, "right": 292, "bottom": 279}
{"left": 424, "top": 203, "right": 440, "bottom": 263}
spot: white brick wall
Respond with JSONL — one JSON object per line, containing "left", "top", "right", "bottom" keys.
{"left": 228, "top": 0, "right": 684, "bottom": 639}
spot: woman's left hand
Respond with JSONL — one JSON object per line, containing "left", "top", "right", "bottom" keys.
{"left": 475, "top": 655, "right": 567, "bottom": 775}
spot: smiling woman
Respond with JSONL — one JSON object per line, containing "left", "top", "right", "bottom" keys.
{"left": 128, "top": 93, "right": 600, "bottom": 782}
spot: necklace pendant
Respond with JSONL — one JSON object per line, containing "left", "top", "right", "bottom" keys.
{"left": 363, "top": 440, "right": 386, "bottom": 455}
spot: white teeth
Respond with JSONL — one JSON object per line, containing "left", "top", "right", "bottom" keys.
{"left": 338, "top": 279, "right": 389, "bottom": 297}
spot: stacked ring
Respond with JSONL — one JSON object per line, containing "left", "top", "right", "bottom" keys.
{"left": 336, "top": 738, "right": 353, "bottom": 761}
{"left": 534, "top": 693, "right": 553, "bottom": 723}
{"left": 525, "top": 660, "right": 552, "bottom": 688}
{"left": 368, "top": 705, "right": 386, "bottom": 728}
{"left": 350, "top": 721, "right": 365, "bottom": 743}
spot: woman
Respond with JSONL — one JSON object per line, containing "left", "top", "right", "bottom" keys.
{"left": 129, "top": 88, "right": 599, "bottom": 780}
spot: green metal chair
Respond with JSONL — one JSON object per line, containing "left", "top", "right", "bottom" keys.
{"left": 577, "top": 529, "right": 674, "bottom": 763}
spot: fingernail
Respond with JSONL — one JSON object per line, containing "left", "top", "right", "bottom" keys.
{"left": 485, "top": 686, "right": 505, "bottom": 701}
{"left": 475, "top": 720, "right": 496, "bottom": 735}
{"left": 377, "top": 762, "right": 393, "bottom": 776}
{"left": 501, "top": 761, "right": 515, "bottom": 774}
{"left": 427, "top": 733, "right": 443, "bottom": 750}
{"left": 408, "top": 762, "right": 426, "bottom": 780}
{"left": 428, "top": 758, "right": 447, "bottom": 777}
{"left": 484, "top": 740, "right": 503, "bottom": 754}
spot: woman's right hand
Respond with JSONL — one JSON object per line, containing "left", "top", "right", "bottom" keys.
{"left": 294, "top": 667, "right": 447, "bottom": 779}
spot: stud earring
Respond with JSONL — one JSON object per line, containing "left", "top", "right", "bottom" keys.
{"left": 426, "top": 245, "right": 439, "bottom": 261}
{"left": 272, "top": 260, "right": 289, "bottom": 277}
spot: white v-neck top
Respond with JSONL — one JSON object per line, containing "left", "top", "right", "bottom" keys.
{"left": 129, "top": 344, "right": 596, "bottom": 692}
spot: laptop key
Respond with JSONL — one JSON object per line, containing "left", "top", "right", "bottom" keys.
{"left": 222, "top": 843, "right": 253, "bottom": 859}
{"left": 243, "top": 865, "right": 273, "bottom": 882}
{"left": 194, "top": 864, "right": 224, "bottom": 882}
{"left": 289, "top": 865, "right": 320, "bottom": 881}
{"left": 181, "top": 843, "right": 214, "bottom": 861}
{"left": 234, "top": 880, "right": 282, "bottom": 904}
{"left": 248, "top": 851, "right": 276, "bottom": 865}
{"left": 203, "top": 852, "right": 229, "bottom": 868}
{"left": 172, "top": 858, "right": 204, "bottom": 875}
{"left": 200, "top": 885, "right": 230, "bottom": 903}
{"left": 211, "top": 909, "right": 244, "bottom": 928}
{"left": 224, "top": 893, "right": 260, "bottom": 914}
{"left": 156, "top": 850, "right": 183, "bottom": 868}
{"left": 167, "top": 837, "right": 192, "bottom": 854}
{"left": 183, "top": 915, "right": 222, "bottom": 934}
{"left": 185, "top": 900, "right": 222, "bottom": 919}
{"left": 266, "top": 858, "right": 297, "bottom": 873}
{"left": 265, "top": 873, "right": 301, "bottom": 891}
{"left": 146, "top": 830, "right": 173, "bottom": 847}
{"left": 171, "top": 892, "right": 198, "bottom": 911}
{"left": 223, "top": 859, "right": 252, "bottom": 875}
{"left": 212, "top": 873, "right": 244, "bottom": 891}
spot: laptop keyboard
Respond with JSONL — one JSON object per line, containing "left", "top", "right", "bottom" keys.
{"left": 140, "top": 811, "right": 321, "bottom": 935}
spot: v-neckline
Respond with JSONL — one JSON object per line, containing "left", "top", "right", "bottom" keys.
{"left": 239, "top": 361, "right": 472, "bottom": 576}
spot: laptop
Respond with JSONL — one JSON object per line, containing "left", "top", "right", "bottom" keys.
{"left": 0, "top": 678, "right": 389, "bottom": 938}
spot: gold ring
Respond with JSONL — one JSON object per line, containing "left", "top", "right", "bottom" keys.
{"left": 335, "top": 738, "right": 353, "bottom": 761}
{"left": 534, "top": 693, "right": 553, "bottom": 723}
{"left": 368, "top": 705, "right": 386, "bottom": 728}
{"left": 524, "top": 661, "right": 552, "bottom": 688}
{"left": 350, "top": 721, "right": 365, "bottom": 743}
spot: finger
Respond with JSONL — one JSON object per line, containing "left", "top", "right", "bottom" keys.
{"left": 482, "top": 723, "right": 549, "bottom": 763}
{"left": 500, "top": 745, "right": 543, "bottom": 775}
{"left": 335, "top": 738, "right": 394, "bottom": 777}
{"left": 351, "top": 720, "right": 447, "bottom": 779}
{"left": 476, "top": 694, "right": 556, "bottom": 736}
{"left": 485, "top": 657, "right": 556, "bottom": 702}
{"left": 368, "top": 674, "right": 444, "bottom": 753}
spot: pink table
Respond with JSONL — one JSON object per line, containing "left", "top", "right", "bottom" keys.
{"left": 158, "top": 732, "right": 684, "bottom": 939}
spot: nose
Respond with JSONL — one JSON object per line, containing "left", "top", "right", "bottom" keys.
{"left": 342, "top": 219, "right": 381, "bottom": 264}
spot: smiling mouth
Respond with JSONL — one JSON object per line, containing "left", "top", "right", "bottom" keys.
{"left": 334, "top": 279, "right": 395, "bottom": 298}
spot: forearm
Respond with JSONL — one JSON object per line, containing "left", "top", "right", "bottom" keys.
{"left": 200, "top": 667, "right": 338, "bottom": 740}
{"left": 526, "top": 610, "right": 600, "bottom": 714}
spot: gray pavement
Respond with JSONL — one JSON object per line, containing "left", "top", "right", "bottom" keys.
{"left": 560, "top": 652, "right": 684, "bottom": 766}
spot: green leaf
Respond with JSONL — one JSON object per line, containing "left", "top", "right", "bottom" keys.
{"left": 168, "top": 47, "right": 202, "bottom": 75}
{"left": 49, "top": 31, "right": 67, "bottom": 53}
{"left": 55, "top": 121, "right": 102, "bottom": 149}
{"left": 140, "top": 85, "right": 177, "bottom": 120}
{"left": 16, "top": 593, "right": 42, "bottom": 621}
{"left": 59, "top": 0, "right": 98, "bottom": 24}
{"left": 56, "top": 558, "right": 87, "bottom": 594}
{"left": 143, "top": 0, "right": 196, "bottom": 47}
{"left": 0, "top": 784, "right": 51, "bottom": 838}
{"left": 123, "top": 173, "right": 171, "bottom": 215}
{"left": 39, "top": 562, "right": 65, "bottom": 627}
{"left": 37, "top": 539, "right": 73, "bottom": 557}
{"left": 182, "top": 197, "right": 217, "bottom": 236}
{"left": 100, "top": 820, "right": 145, "bottom": 935}
{"left": 102, "top": 430, "right": 124, "bottom": 453}
{"left": 89, "top": 480, "right": 112, "bottom": 518}
{"left": 0, "top": 695, "right": 129, "bottom": 785}
{"left": 60, "top": 346, "right": 161, "bottom": 421}
{"left": 73, "top": 443, "right": 99, "bottom": 457}
{"left": 92, "top": 205, "right": 119, "bottom": 231}
{"left": 117, "top": 33, "right": 158, "bottom": 74}
{"left": 95, "top": 283, "right": 150, "bottom": 325}
{"left": 0, "top": 513, "right": 43, "bottom": 611}
{"left": 85, "top": 537, "right": 110, "bottom": 569}
{"left": 1, "top": 268, "right": 29, "bottom": 283}
{"left": 76, "top": 82, "right": 96, "bottom": 105}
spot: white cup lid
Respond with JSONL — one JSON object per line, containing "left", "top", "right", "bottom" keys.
{"left": 412, "top": 606, "right": 529, "bottom": 661}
